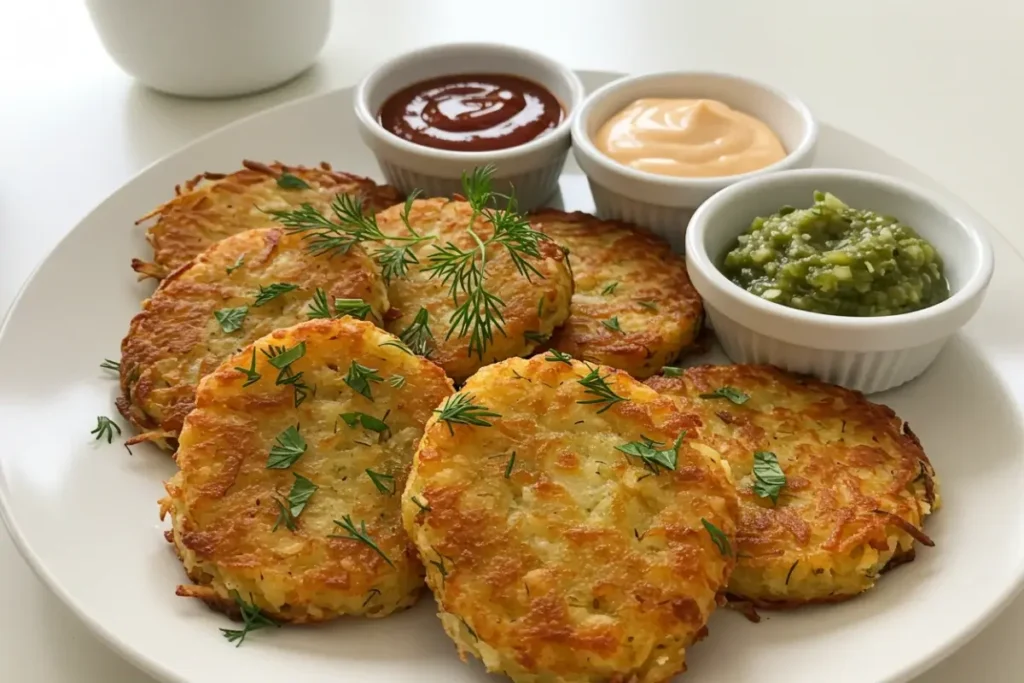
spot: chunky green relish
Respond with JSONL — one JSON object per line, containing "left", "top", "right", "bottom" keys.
{"left": 720, "top": 191, "right": 949, "bottom": 316}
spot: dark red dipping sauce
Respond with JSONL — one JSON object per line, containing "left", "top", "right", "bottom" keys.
{"left": 378, "top": 73, "right": 564, "bottom": 152}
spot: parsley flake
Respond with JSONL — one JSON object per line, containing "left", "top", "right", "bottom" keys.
{"left": 214, "top": 306, "right": 248, "bottom": 333}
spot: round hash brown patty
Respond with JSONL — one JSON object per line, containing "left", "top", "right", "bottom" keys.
{"left": 377, "top": 198, "right": 573, "bottom": 382}
{"left": 160, "top": 318, "right": 454, "bottom": 623}
{"left": 403, "top": 355, "right": 738, "bottom": 683}
{"left": 529, "top": 210, "right": 703, "bottom": 379}
{"left": 645, "top": 364, "right": 940, "bottom": 607}
{"left": 133, "top": 160, "right": 402, "bottom": 279}
{"left": 118, "top": 227, "right": 389, "bottom": 450}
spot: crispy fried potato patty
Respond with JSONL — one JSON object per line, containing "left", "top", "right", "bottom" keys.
{"left": 133, "top": 160, "right": 402, "bottom": 279}
{"left": 119, "top": 227, "right": 389, "bottom": 450}
{"left": 529, "top": 210, "right": 702, "bottom": 379}
{"left": 646, "top": 364, "right": 940, "bottom": 607}
{"left": 160, "top": 319, "right": 454, "bottom": 623}
{"left": 377, "top": 199, "right": 573, "bottom": 382}
{"left": 403, "top": 356, "right": 738, "bottom": 682}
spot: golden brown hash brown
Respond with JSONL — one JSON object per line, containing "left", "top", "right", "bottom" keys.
{"left": 377, "top": 198, "right": 573, "bottom": 383}
{"left": 160, "top": 318, "right": 454, "bottom": 623}
{"left": 118, "top": 227, "right": 388, "bottom": 450}
{"left": 645, "top": 364, "right": 940, "bottom": 608}
{"left": 133, "top": 160, "right": 402, "bottom": 279}
{"left": 529, "top": 210, "right": 703, "bottom": 379}
{"left": 403, "top": 356, "right": 738, "bottom": 683}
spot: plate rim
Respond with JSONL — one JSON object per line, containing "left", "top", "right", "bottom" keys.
{"left": 1, "top": 69, "right": 1022, "bottom": 683}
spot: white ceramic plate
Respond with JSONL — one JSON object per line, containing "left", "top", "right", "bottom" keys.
{"left": 1, "top": 71, "right": 1023, "bottom": 683}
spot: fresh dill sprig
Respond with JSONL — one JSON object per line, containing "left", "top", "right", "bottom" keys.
{"left": 344, "top": 361, "right": 383, "bottom": 400}
{"left": 504, "top": 451, "right": 517, "bottom": 478}
{"left": 306, "top": 288, "right": 333, "bottom": 319}
{"left": 638, "top": 300, "right": 657, "bottom": 311}
{"left": 601, "top": 282, "right": 619, "bottom": 295}
{"left": 366, "top": 469, "right": 396, "bottom": 495}
{"left": 267, "top": 425, "right": 307, "bottom": 469}
{"left": 388, "top": 374, "right": 406, "bottom": 389}
{"left": 523, "top": 330, "right": 550, "bottom": 344}
{"left": 267, "top": 193, "right": 432, "bottom": 281}
{"left": 661, "top": 366, "right": 683, "bottom": 377}
{"left": 335, "top": 298, "right": 374, "bottom": 320}
{"left": 100, "top": 358, "right": 120, "bottom": 372}
{"left": 420, "top": 165, "right": 548, "bottom": 359}
{"left": 220, "top": 592, "right": 279, "bottom": 646}
{"left": 544, "top": 349, "right": 573, "bottom": 365}
{"left": 263, "top": 342, "right": 310, "bottom": 406}
{"left": 330, "top": 515, "right": 394, "bottom": 567}
{"left": 577, "top": 367, "right": 627, "bottom": 414}
{"left": 254, "top": 282, "right": 299, "bottom": 307}
{"left": 434, "top": 393, "right": 501, "bottom": 435}
{"left": 234, "top": 348, "right": 261, "bottom": 387}
{"left": 397, "top": 307, "right": 434, "bottom": 357}
{"left": 91, "top": 416, "right": 121, "bottom": 443}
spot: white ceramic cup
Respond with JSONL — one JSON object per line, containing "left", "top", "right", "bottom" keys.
{"left": 86, "top": 0, "right": 332, "bottom": 98}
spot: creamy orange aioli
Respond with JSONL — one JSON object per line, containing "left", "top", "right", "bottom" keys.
{"left": 595, "top": 98, "right": 786, "bottom": 178}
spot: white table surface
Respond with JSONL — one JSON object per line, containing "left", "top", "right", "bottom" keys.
{"left": 1, "top": 1, "right": 1022, "bottom": 681}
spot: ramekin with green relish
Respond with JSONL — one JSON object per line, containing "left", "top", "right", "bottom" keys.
{"left": 720, "top": 191, "right": 949, "bottom": 316}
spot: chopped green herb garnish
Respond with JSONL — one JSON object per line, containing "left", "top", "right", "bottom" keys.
{"left": 601, "top": 316, "right": 623, "bottom": 333}
{"left": 661, "top": 366, "right": 683, "bottom": 377}
{"left": 214, "top": 306, "right": 248, "bottom": 333}
{"left": 421, "top": 165, "right": 548, "bottom": 358}
{"left": 752, "top": 451, "right": 786, "bottom": 504}
{"left": 388, "top": 374, "right": 406, "bottom": 389}
{"left": 577, "top": 367, "right": 626, "bottom": 414}
{"left": 220, "top": 592, "right": 279, "bottom": 646}
{"left": 265, "top": 342, "right": 306, "bottom": 371}
{"left": 267, "top": 425, "right": 306, "bottom": 469}
{"left": 544, "top": 349, "right": 573, "bottom": 365}
{"left": 254, "top": 282, "right": 299, "bottom": 307}
{"left": 100, "top": 358, "right": 120, "bottom": 372}
{"left": 524, "top": 330, "right": 549, "bottom": 344}
{"left": 90, "top": 416, "right": 121, "bottom": 443}
{"left": 272, "top": 473, "right": 318, "bottom": 532}
{"left": 410, "top": 495, "right": 431, "bottom": 513}
{"left": 344, "top": 361, "right": 383, "bottom": 400}
{"left": 339, "top": 411, "right": 389, "bottom": 433}
{"left": 366, "top": 469, "right": 396, "bottom": 495}
{"left": 701, "top": 518, "right": 732, "bottom": 557}
{"left": 234, "top": 348, "right": 261, "bottom": 387}
{"left": 276, "top": 173, "right": 311, "bottom": 190}
{"left": 699, "top": 386, "right": 750, "bottom": 405}
{"left": 330, "top": 515, "right": 394, "bottom": 567}
{"left": 617, "top": 432, "right": 685, "bottom": 473}
{"left": 225, "top": 254, "right": 245, "bottom": 275}
{"left": 434, "top": 393, "right": 501, "bottom": 435}
{"left": 380, "top": 339, "right": 413, "bottom": 355}
{"left": 362, "top": 588, "right": 381, "bottom": 607}
{"left": 397, "top": 307, "right": 434, "bottom": 357}
{"left": 306, "top": 288, "right": 333, "bottom": 319}
{"left": 334, "top": 298, "right": 374, "bottom": 320}
{"left": 504, "top": 451, "right": 517, "bottom": 478}
{"left": 638, "top": 301, "right": 657, "bottom": 311}
{"left": 601, "top": 282, "right": 619, "bottom": 295}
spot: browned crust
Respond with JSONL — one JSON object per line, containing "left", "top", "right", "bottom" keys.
{"left": 645, "top": 364, "right": 939, "bottom": 607}
{"left": 529, "top": 210, "right": 703, "bottom": 379}
{"left": 133, "top": 160, "right": 403, "bottom": 279}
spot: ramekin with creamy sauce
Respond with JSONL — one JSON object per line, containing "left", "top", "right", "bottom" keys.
{"left": 571, "top": 72, "right": 819, "bottom": 250}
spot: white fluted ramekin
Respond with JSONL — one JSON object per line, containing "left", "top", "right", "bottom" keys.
{"left": 685, "top": 168, "right": 995, "bottom": 394}
{"left": 572, "top": 72, "right": 818, "bottom": 250}
{"left": 354, "top": 43, "right": 585, "bottom": 211}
